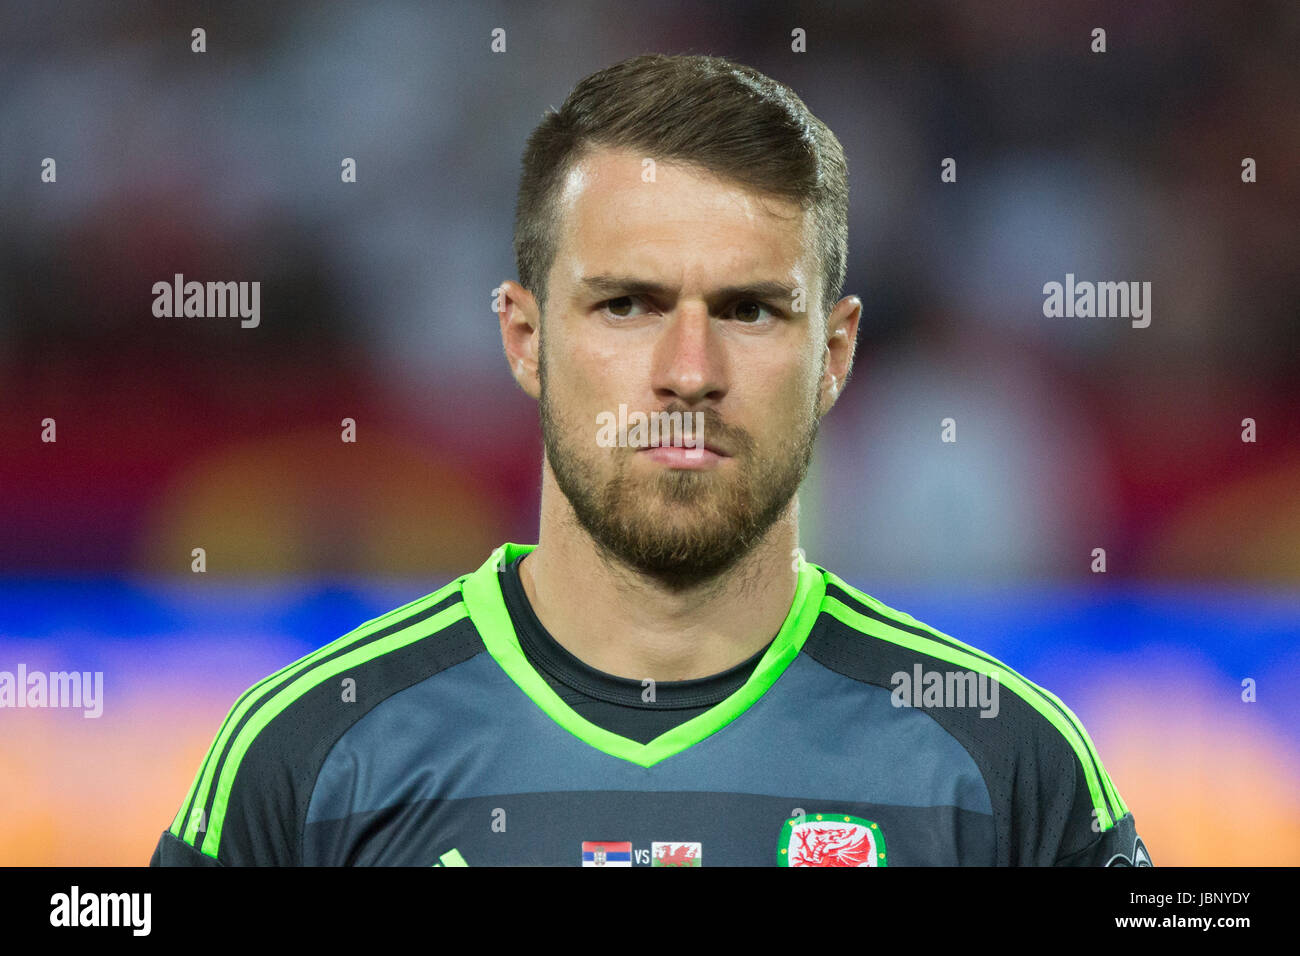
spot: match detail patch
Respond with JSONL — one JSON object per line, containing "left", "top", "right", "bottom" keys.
{"left": 582, "top": 840, "right": 633, "bottom": 866}
{"left": 651, "top": 841, "right": 702, "bottom": 866}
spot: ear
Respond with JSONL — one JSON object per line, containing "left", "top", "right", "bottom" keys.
{"left": 498, "top": 280, "right": 542, "bottom": 400}
{"left": 817, "top": 295, "right": 861, "bottom": 417}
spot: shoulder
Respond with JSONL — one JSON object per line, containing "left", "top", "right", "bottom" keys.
{"left": 216, "top": 573, "right": 477, "bottom": 770}
{"left": 165, "top": 574, "right": 481, "bottom": 864}
{"left": 809, "top": 567, "right": 1129, "bottom": 845}
{"left": 812, "top": 568, "right": 1069, "bottom": 728}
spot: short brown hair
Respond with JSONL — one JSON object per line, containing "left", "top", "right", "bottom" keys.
{"left": 513, "top": 53, "right": 849, "bottom": 320}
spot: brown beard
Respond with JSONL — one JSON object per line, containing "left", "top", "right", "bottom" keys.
{"left": 538, "top": 342, "right": 821, "bottom": 591}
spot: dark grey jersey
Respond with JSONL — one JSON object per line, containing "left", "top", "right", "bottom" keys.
{"left": 151, "top": 542, "right": 1148, "bottom": 867}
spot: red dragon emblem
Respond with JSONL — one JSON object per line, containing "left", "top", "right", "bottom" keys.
{"left": 790, "top": 824, "right": 878, "bottom": 867}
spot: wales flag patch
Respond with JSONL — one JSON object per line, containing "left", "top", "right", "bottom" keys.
{"left": 777, "top": 813, "right": 887, "bottom": 867}
{"left": 651, "top": 842, "right": 702, "bottom": 866}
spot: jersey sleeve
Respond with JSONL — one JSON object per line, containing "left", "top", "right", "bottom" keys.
{"left": 999, "top": 685, "right": 1153, "bottom": 866}
{"left": 1054, "top": 810, "right": 1153, "bottom": 866}
{"left": 150, "top": 690, "right": 311, "bottom": 866}
{"left": 1039, "top": 715, "right": 1153, "bottom": 866}
{"left": 150, "top": 829, "right": 224, "bottom": 867}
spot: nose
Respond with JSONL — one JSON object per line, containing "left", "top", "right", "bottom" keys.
{"left": 651, "top": 300, "right": 726, "bottom": 407}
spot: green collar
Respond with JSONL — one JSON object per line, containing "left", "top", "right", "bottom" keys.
{"left": 461, "top": 542, "right": 826, "bottom": 767}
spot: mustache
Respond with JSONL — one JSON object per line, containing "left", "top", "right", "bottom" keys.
{"left": 619, "top": 403, "right": 753, "bottom": 457}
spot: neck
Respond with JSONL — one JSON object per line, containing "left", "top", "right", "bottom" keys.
{"left": 518, "top": 467, "right": 802, "bottom": 681}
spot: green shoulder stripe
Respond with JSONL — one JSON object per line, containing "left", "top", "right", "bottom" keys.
{"left": 199, "top": 598, "right": 470, "bottom": 858}
{"left": 825, "top": 573, "right": 1127, "bottom": 820}
{"left": 820, "top": 575, "right": 1120, "bottom": 830}
{"left": 170, "top": 574, "right": 468, "bottom": 844}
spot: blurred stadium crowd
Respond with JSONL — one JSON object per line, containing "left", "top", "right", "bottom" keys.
{"left": 0, "top": 1, "right": 1295, "bottom": 584}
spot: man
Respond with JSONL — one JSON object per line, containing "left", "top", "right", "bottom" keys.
{"left": 151, "top": 53, "right": 1149, "bottom": 866}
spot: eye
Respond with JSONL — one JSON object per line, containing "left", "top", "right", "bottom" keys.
{"left": 729, "top": 299, "right": 777, "bottom": 323}
{"left": 601, "top": 295, "right": 650, "bottom": 319}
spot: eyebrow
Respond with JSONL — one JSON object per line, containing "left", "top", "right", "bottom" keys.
{"left": 578, "top": 274, "right": 798, "bottom": 306}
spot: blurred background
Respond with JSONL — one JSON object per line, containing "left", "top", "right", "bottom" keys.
{"left": 0, "top": 0, "right": 1296, "bottom": 865}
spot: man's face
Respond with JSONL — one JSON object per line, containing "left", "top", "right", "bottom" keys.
{"left": 535, "top": 147, "right": 833, "bottom": 587}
